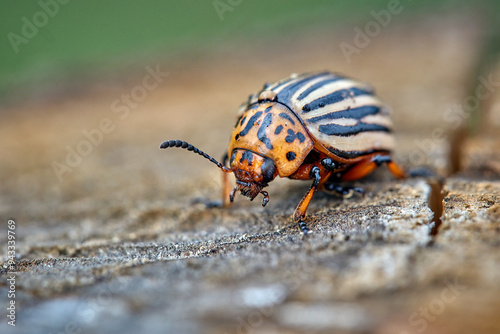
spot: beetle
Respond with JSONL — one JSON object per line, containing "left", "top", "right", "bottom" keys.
{"left": 160, "top": 72, "right": 406, "bottom": 232}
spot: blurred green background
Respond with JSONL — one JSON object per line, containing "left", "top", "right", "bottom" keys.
{"left": 1, "top": 0, "right": 498, "bottom": 104}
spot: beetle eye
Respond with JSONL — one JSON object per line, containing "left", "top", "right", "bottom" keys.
{"left": 261, "top": 157, "right": 276, "bottom": 184}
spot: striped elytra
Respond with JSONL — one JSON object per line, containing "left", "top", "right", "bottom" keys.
{"left": 240, "top": 72, "right": 394, "bottom": 162}
{"left": 161, "top": 71, "right": 406, "bottom": 233}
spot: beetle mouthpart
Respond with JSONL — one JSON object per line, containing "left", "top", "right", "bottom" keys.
{"left": 229, "top": 186, "right": 237, "bottom": 203}
{"left": 234, "top": 180, "right": 264, "bottom": 202}
{"left": 229, "top": 184, "right": 269, "bottom": 207}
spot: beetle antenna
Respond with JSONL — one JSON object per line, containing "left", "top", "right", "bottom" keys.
{"left": 160, "top": 140, "right": 232, "bottom": 173}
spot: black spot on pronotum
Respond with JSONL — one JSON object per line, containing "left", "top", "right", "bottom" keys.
{"left": 278, "top": 112, "right": 295, "bottom": 125}
{"left": 284, "top": 130, "right": 306, "bottom": 144}
{"left": 234, "top": 115, "right": 243, "bottom": 128}
{"left": 296, "top": 132, "right": 306, "bottom": 143}
{"left": 241, "top": 150, "right": 254, "bottom": 165}
{"left": 274, "top": 125, "right": 283, "bottom": 135}
{"left": 235, "top": 133, "right": 240, "bottom": 141}
{"left": 286, "top": 151, "right": 296, "bottom": 161}
{"left": 239, "top": 116, "right": 247, "bottom": 126}
{"left": 257, "top": 113, "right": 274, "bottom": 150}
{"left": 264, "top": 106, "right": 272, "bottom": 113}
{"left": 285, "top": 129, "right": 296, "bottom": 143}
{"left": 239, "top": 111, "right": 262, "bottom": 137}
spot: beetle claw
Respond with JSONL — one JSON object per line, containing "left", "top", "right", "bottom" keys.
{"left": 298, "top": 220, "right": 311, "bottom": 235}
{"left": 261, "top": 191, "right": 269, "bottom": 207}
{"left": 229, "top": 186, "right": 237, "bottom": 203}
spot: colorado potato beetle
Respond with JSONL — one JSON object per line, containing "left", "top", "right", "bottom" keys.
{"left": 160, "top": 72, "right": 406, "bottom": 232}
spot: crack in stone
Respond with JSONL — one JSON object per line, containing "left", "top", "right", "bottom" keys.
{"left": 428, "top": 179, "right": 445, "bottom": 236}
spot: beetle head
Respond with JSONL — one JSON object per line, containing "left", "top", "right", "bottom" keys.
{"left": 229, "top": 149, "right": 278, "bottom": 206}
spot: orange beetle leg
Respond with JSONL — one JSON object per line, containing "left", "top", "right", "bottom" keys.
{"left": 341, "top": 154, "right": 407, "bottom": 182}
{"left": 387, "top": 161, "right": 407, "bottom": 179}
{"left": 222, "top": 171, "right": 232, "bottom": 207}
{"left": 221, "top": 153, "right": 233, "bottom": 207}
{"left": 293, "top": 166, "right": 322, "bottom": 233}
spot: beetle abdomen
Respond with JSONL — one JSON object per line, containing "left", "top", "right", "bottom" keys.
{"left": 249, "top": 72, "right": 395, "bottom": 160}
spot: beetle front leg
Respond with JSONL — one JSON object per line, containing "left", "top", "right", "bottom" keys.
{"left": 294, "top": 166, "right": 321, "bottom": 233}
{"left": 221, "top": 152, "right": 233, "bottom": 207}
{"left": 321, "top": 157, "right": 337, "bottom": 171}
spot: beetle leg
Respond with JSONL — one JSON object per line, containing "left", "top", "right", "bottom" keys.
{"left": 298, "top": 221, "right": 310, "bottom": 234}
{"left": 260, "top": 190, "right": 269, "bottom": 207}
{"left": 341, "top": 155, "right": 406, "bottom": 181}
{"left": 379, "top": 156, "right": 407, "bottom": 179}
{"left": 221, "top": 153, "right": 233, "bottom": 207}
{"left": 294, "top": 166, "right": 321, "bottom": 233}
{"left": 229, "top": 186, "right": 238, "bottom": 203}
{"left": 320, "top": 158, "right": 337, "bottom": 171}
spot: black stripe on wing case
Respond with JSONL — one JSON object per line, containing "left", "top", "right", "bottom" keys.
{"left": 270, "top": 76, "right": 299, "bottom": 92}
{"left": 307, "top": 105, "right": 381, "bottom": 123}
{"left": 328, "top": 147, "right": 390, "bottom": 159}
{"left": 276, "top": 73, "right": 328, "bottom": 103}
{"left": 302, "top": 87, "right": 371, "bottom": 112}
{"left": 318, "top": 122, "right": 391, "bottom": 136}
{"left": 296, "top": 76, "right": 343, "bottom": 101}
